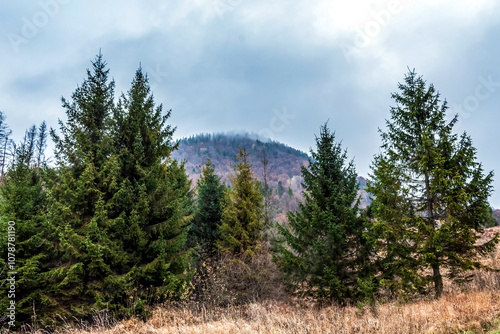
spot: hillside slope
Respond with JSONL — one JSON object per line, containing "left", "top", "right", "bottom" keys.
{"left": 171, "top": 133, "right": 371, "bottom": 220}
{"left": 494, "top": 210, "right": 500, "bottom": 225}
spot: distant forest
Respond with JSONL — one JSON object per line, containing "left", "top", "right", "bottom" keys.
{"left": 172, "top": 133, "right": 371, "bottom": 222}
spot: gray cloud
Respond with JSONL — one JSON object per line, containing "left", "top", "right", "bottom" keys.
{"left": 1, "top": 0, "right": 500, "bottom": 206}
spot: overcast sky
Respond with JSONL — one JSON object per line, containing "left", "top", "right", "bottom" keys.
{"left": 1, "top": 0, "right": 500, "bottom": 206}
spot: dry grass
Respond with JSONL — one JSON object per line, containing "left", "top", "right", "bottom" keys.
{"left": 27, "top": 291, "right": 500, "bottom": 334}
{"left": 15, "top": 228, "right": 500, "bottom": 334}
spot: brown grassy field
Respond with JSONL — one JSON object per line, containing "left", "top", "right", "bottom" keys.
{"left": 19, "top": 227, "right": 500, "bottom": 334}
{"left": 37, "top": 291, "right": 499, "bottom": 334}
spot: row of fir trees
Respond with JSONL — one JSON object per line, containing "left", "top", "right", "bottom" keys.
{"left": 0, "top": 55, "right": 498, "bottom": 329}
{"left": 275, "top": 69, "right": 497, "bottom": 304}
{"left": 0, "top": 54, "right": 266, "bottom": 328}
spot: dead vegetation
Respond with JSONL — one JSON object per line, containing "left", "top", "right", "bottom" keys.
{"left": 11, "top": 228, "right": 500, "bottom": 334}
{"left": 17, "top": 291, "right": 500, "bottom": 334}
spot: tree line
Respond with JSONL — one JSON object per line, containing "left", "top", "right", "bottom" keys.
{"left": 0, "top": 55, "right": 498, "bottom": 328}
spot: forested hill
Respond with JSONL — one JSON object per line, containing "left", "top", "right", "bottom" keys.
{"left": 172, "top": 133, "right": 308, "bottom": 184}
{"left": 171, "top": 133, "right": 371, "bottom": 218}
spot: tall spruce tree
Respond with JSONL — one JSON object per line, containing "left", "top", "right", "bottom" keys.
{"left": 260, "top": 147, "right": 273, "bottom": 229}
{"left": 46, "top": 56, "right": 194, "bottom": 320}
{"left": 274, "top": 124, "right": 371, "bottom": 304}
{"left": 36, "top": 121, "right": 48, "bottom": 168}
{"left": 107, "top": 67, "right": 194, "bottom": 313}
{"left": 217, "top": 148, "right": 264, "bottom": 258}
{"left": 0, "top": 123, "right": 52, "bottom": 326}
{"left": 192, "top": 158, "right": 226, "bottom": 255}
{"left": 46, "top": 53, "right": 120, "bottom": 319}
{"left": 368, "top": 69, "right": 498, "bottom": 299}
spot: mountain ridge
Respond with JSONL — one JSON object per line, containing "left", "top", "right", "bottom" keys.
{"left": 171, "top": 133, "right": 371, "bottom": 220}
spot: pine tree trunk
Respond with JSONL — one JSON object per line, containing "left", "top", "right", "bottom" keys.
{"left": 425, "top": 172, "right": 443, "bottom": 298}
{"left": 424, "top": 173, "right": 434, "bottom": 227}
{"left": 432, "top": 263, "right": 443, "bottom": 299}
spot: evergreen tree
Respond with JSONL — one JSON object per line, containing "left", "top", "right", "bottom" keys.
{"left": 274, "top": 124, "right": 372, "bottom": 304}
{"left": 368, "top": 69, "right": 498, "bottom": 299}
{"left": 107, "top": 67, "right": 194, "bottom": 313}
{"left": 260, "top": 148, "right": 273, "bottom": 229}
{"left": 277, "top": 181, "right": 285, "bottom": 198}
{"left": 192, "top": 158, "right": 226, "bottom": 255}
{"left": 0, "top": 123, "right": 52, "bottom": 326}
{"left": 483, "top": 206, "right": 498, "bottom": 228}
{"left": 217, "top": 148, "right": 264, "bottom": 258}
{"left": 46, "top": 53, "right": 119, "bottom": 319}
{"left": 36, "top": 121, "right": 48, "bottom": 167}
{"left": 46, "top": 56, "right": 194, "bottom": 320}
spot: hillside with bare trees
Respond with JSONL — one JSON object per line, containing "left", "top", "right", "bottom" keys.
{"left": 172, "top": 133, "right": 371, "bottom": 221}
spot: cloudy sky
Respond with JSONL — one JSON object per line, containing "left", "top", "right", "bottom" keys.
{"left": 1, "top": 0, "right": 500, "bottom": 206}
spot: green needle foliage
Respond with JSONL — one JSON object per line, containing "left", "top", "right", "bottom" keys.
{"left": 2, "top": 57, "right": 499, "bottom": 328}
{"left": 368, "top": 69, "right": 498, "bottom": 299}
{"left": 107, "top": 67, "right": 194, "bottom": 315}
{"left": 0, "top": 123, "right": 51, "bottom": 326}
{"left": 192, "top": 158, "right": 226, "bottom": 256}
{"left": 45, "top": 54, "right": 194, "bottom": 322}
{"left": 274, "top": 123, "right": 372, "bottom": 304}
{"left": 217, "top": 148, "right": 264, "bottom": 258}
{"left": 46, "top": 53, "right": 120, "bottom": 319}
{"left": 484, "top": 206, "right": 498, "bottom": 228}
